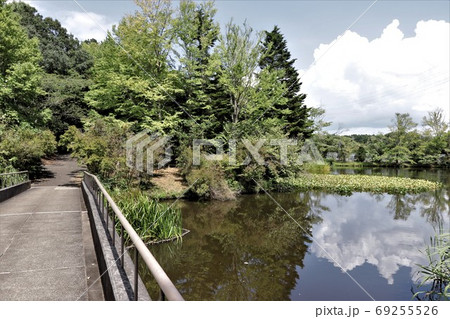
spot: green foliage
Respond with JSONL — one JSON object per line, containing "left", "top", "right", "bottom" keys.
{"left": 0, "top": 3, "right": 43, "bottom": 122}
{"left": 111, "top": 188, "right": 183, "bottom": 243}
{"left": 178, "top": 146, "right": 235, "bottom": 200}
{"left": 85, "top": 0, "right": 183, "bottom": 131}
{"left": 414, "top": 228, "right": 450, "bottom": 301}
{"left": 355, "top": 146, "right": 367, "bottom": 162}
{"left": 10, "top": 1, "right": 93, "bottom": 75}
{"left": 260, "top": 25, "right": 312, "bottom": 139}
{"left": 315, "top": 112, "right": 449, "bottom": 168}
{"left": 0, "top": 124, "right": 56, "bottom": 174}
{"left": 40, "top": 73, "right": 91, "bottom": 138}
{"left": 302, "top": 163, "right": 330, "bottom": 174}
{"left": 276, "top": 174, "right": 442, "bottom": 196}
{"left": 60, "top": 113, "right": 132, "bottom": 184}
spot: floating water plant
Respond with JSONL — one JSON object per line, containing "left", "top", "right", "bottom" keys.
{"left": 276, "top": 174, "right": 442, "bottom": 195}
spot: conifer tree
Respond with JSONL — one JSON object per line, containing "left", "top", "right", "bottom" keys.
{"left": 260, "top": 26, "right": 313, "bottom": 139}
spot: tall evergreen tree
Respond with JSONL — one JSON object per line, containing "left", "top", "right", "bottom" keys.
{"left": 259, "top": 26, "right": 312, "bottom": 139}
{"left": 175, "top": 0, "right": 228, "bottom": 138}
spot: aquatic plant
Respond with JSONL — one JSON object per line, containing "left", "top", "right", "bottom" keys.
{"left": 414, "top": 229, "right": 450, "bottom": 301}
{"left": 111, "top": 188, "right": 183, "bottom": 243}
{"left": 276, "top": 174, "right": 442, "bottom": 195}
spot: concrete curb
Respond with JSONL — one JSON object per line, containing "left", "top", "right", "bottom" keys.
{"left": 82, "top": 181, "right": 151, "bottom": 301}
{"left": 0, "top": 181, "right": 31, "bottom": 203}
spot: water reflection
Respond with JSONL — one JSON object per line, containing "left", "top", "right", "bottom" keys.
{"left": 145, "top": 193, "right": 316, "bottom": 300}
{"left": 310, "top": 192, "right": 436, "bottom": 285}
{"left": 142, "top": 169, "right": 449, "bottom": 300}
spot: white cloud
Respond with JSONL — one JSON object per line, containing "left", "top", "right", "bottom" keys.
{"left": 302, "top": 19, "right": 450, "bottom": 134}
{"left": 60, "top": 11, "right": 114, "bottom": 41}
{"left": 7, "top": 1, "right": 115, "bottom": 41}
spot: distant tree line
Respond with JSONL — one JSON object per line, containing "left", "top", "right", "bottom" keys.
{"left": 314, "top": 110, "right": 450, "bottom": 167}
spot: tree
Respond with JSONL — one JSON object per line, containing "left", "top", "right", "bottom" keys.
{"left": 355, "top": 146, "right": 367, "bottom": 162}
{"left": 9, "top": 1, "right": 93, "bottom": 137}
{"left": 422, "top": 108, "right": 448, "bottom": 137}
{"left": 10, "top": 1, "right": 92, "bottom": 75}
{"left": 0, "top": 2, "right": 43, "bottom": 123}
{"left": 259, "top": 26, "right": 313, "bottom": 139}
{"left": 85, "top": 0, "right": 183, "bottom": 133}
{"left": 215, "top": 21, "right": 287, "bottom": 134}
{"left": 174, "top": 0, "right": 227, "bottom": 138}
{"left": 389, "top": 113, "right": 417, "bottom": 140}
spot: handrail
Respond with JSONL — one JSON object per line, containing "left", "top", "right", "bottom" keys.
{"left": 83, "top": 172, "right": 184, "bottom": 301}
{"left": 0, "top": 171, "right": 29, "bottom": 189}
{"left": 0, "top": 171, "right": 29, "bottom": 176}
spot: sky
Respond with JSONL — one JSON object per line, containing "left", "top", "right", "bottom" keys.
{"left": 11, "top": 0, "right": 450, "bottom": 135}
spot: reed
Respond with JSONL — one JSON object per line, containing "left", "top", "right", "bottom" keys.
{"left": 414, "top": 228, "right": 450, "bottom": 301}
{"left": 111, "top": 188, "right": 183, "bottom": 243}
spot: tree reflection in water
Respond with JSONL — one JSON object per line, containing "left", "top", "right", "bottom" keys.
{"left": 139, "top": 168, "right": 449, "bottom": 300}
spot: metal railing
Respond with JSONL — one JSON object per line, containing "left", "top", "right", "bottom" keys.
{"left": 0, "top": 171, "right": 29, "bottom": 190}
{"left": 83, "top": 172, "right": 184, "bottom": 301}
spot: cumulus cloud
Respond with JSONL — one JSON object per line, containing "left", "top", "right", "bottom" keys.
{"left": 8, "top": 1, "right": 114, "bottom": 41}
{"left": 60, "top": 11, "right": 114, "bottom": 41}
{"left": 301, "top": 19, "right": 450, "bottom": 134}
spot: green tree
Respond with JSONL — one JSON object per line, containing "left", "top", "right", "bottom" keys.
{"left": 259, "top": 26, "right": 312, "bottom": 138}
{"left": 0, "top": 2, "right": 44, "bottom": 124}
{"left": 422, "top": 108, "right": 448, "bottom": 137}
{"left": 215, "top": 21, "right": 287, "bottom": 136}
{"left": 174, "top": 0, "right": 227, "bottom": 138}
{"left": 85, "top": 0, "right": 183, "bottom": 133}
{"left": 355, "top": 146, "right": 367, "bottom": 162}
{"left": 10, "top": 1, "right": 93, "bottom": 138}
{"left": 10, "top": 1, "right": 92, "bottom": 75}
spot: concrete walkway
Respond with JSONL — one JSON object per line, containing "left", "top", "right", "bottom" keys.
{"left": 0, "top": 155, "right": 104, "bottom": 301}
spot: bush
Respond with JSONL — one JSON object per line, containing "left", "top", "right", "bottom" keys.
{"left": 179, "top": 147, "right": 235, "bottom": 201}
{"left": 0, "top": 124, "right": 56, "bottom": 175}
{"left": 303, "top": 162, "right": 330, "bottom": 174}
{"left": 60, "top": 113, "right": 133, "bottom": 187}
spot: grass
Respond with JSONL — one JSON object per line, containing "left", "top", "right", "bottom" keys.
{"left": 110, "top": 188, "right": 183, "bottom": 244}
{"left": 414, "top": 228, "right": 450, "bottom": 301}
{"left": 332, "top": 161, "right": 370, "bottom": 168}
{"left": 276, "top": 174, "right": 442, "bottom": 195}
{"left": 148, "top": 187, "right": 186, "bottom": 200}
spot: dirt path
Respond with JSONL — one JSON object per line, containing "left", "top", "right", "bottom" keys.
{"left": 151, "top": 167, "right": 187, "bottom": 193}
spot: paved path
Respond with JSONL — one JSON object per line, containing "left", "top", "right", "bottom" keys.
{"left": 0, "top": 155, "right": 103, "bottom": 300}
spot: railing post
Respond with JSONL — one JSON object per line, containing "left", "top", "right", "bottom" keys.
{"left": 134, "top": 249, "right": 139, "bottom": 301}
{"left": 121, "top": 224, "right": 125, "bottom": 267}
{"left": 105, "top": 196, "right": 109, "bottom": 233}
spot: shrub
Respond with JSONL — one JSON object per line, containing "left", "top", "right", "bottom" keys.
{"left": 303, "top": 162, "right": 330, "bottom": 174}
{"left": 0, "top": 124, "right": 56, "bottom": 175}
{"left": 60, "top": 113, "right": 133, "bottom": 187}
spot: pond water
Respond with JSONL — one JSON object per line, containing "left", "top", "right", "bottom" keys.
{"left": 142, "top": 168, "right": 449, "bottom": 300}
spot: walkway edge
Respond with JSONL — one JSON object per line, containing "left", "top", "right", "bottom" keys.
{"left": 81, "top": 181, "right": 151, "bottom": 301}
{"left": 0, "top": 181, "right": 31, "bottom": 203}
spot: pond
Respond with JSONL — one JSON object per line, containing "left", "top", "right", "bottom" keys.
{"left": 142, "top": 168, "right": 450, "bottom": 300}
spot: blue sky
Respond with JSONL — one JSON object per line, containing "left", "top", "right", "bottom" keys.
{"left": 16, "top": 1, "right": 450, "bottom": 134}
